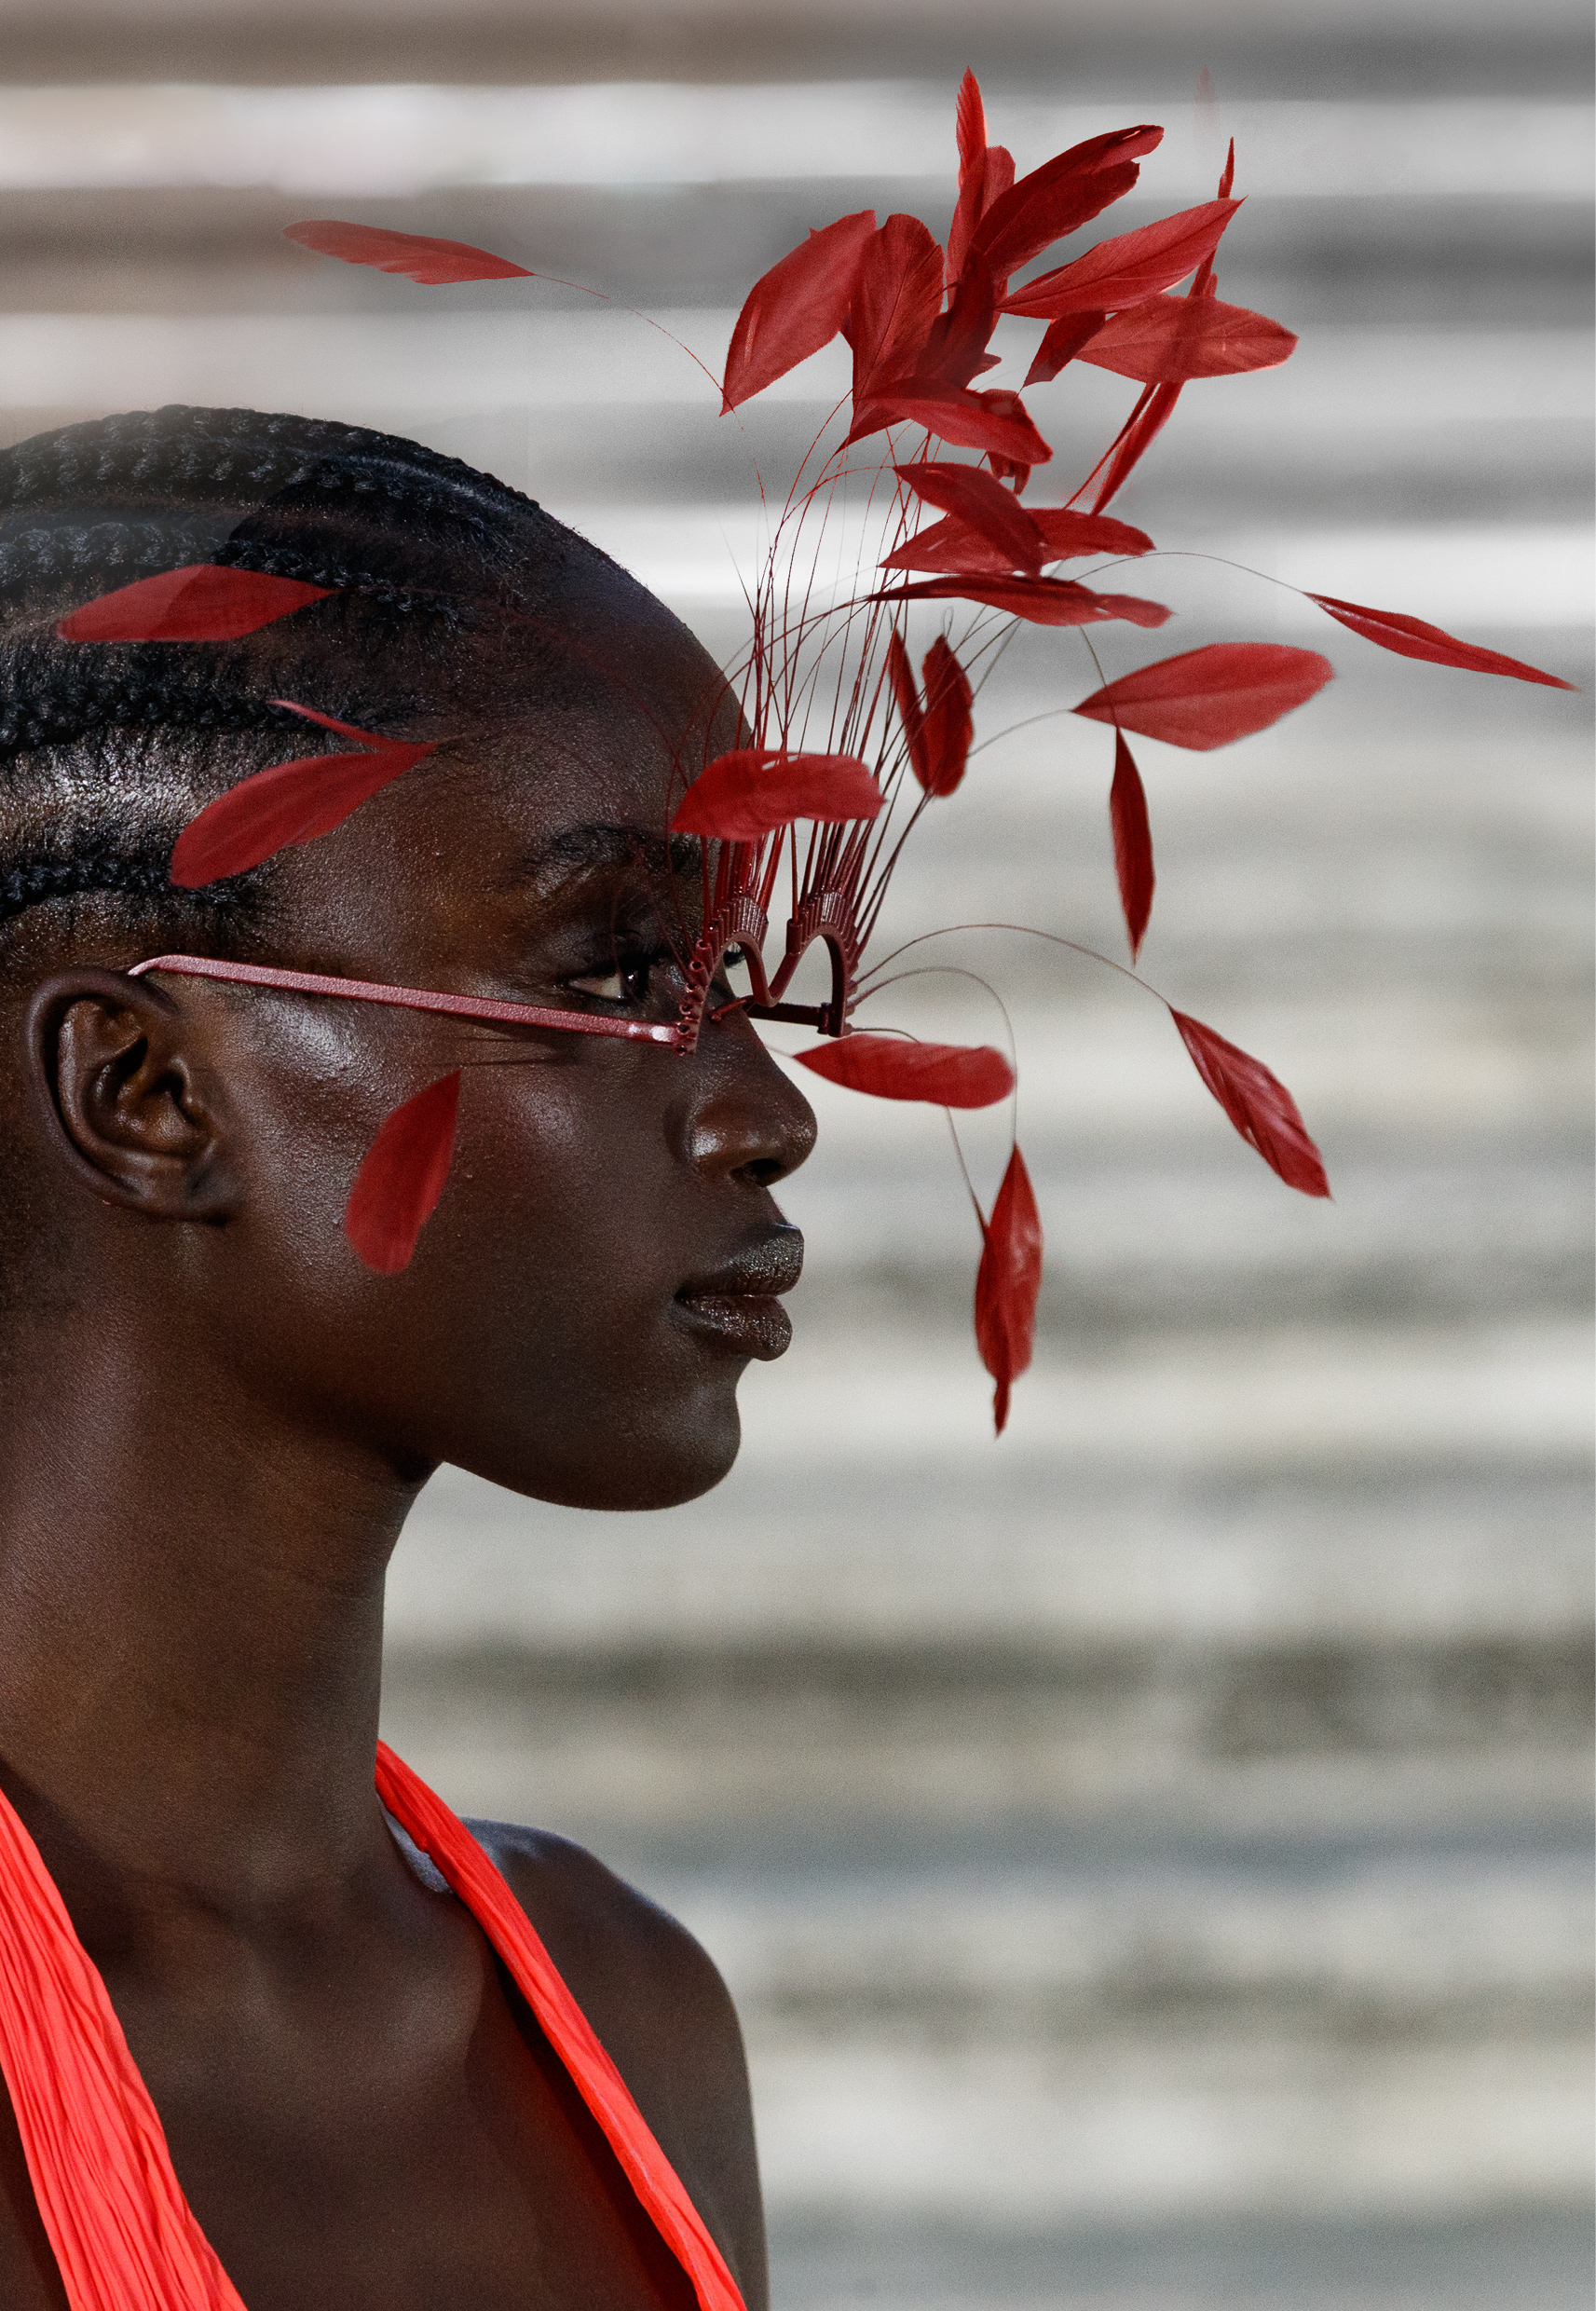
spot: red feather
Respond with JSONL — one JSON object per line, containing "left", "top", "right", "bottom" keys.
{"left": 1091, "top": 378, "right": 1183, "bottom": 511}
{"left": 946, "top": 69, "right": 989, "bottom": 289}
{"left": 881, "top": 506, "right": 1153, "bottom": 575}
{"left": 671, "top": 748, "right": 882, "bottom": 841}
{"left": 985, "top": 454, "right": 1032, "bottom": 494}
{"left": 1109, "top": 729, "right": 1154, "bottom": 958}
{"left": 920, "top": 636, "right": 975, "bottom": 797}
{"left": 850, "top": 383, "right": 1051, "bottom": 466}
{"left": 1079, "top": 292, "right": 1296, "bottom": 383}
{"left": 974, "top": 1146, "right": 1044, "bottom": 1435}
{"left": 1023, "top": 311, "right": 1108, "bottom": 388}
{"left": 56, "top": 565, "right": 332, "bottom": 643}
{"left": 875, "top": 576, "right": 1169, "bottom": 629}
{"left": 887, "top": 631, "right": 974, "bottom": 796}
{"left": 885, "top": 629, "right": 926, "bottom": 781}
{"left": 847, "top": 214, "right": 946, "bottom": 410}
{"left": 916, "top": 259, "right": 1000, "bottom": 390}
{"left": 1003, "top": 200, "right": 1241, "bottom": 319}
{"left": 794, "top": 1034, "right": 1013, "bottom": 1107}
{"left": 1031, "top": 509, "right": 1154, "bottom": 559}
{"left": 1086, "top": 144, "right": 1240, "bottom": 513}
{"left": 170, "top": 710, "right": 435, "bottom": 885}
{"left": 1073, "top": 643, "right": 1333, "bottom": 748}
{"left": 1170, "top": 1012, "right": 1329, "bottom": 1197}
{"left": 344, "top": 1073, "right": 462, "bottom": 1273}
{"left": 1307, "top": 595, "right": 1576, "bottom": 690}
{"left": 721, "top": 209, "right": 877, "bottom": 412}
{"left": 285, "top": 221, "right": 531, "bottom": 283}
{"left": 894, "top": 460, "right": 1045, "bottom": 572}
{"left": 966, "top": 126, "right": 1163, "bottom": 285}
{"left": 978, "top": 150, "right": 1016, "bottom": 239}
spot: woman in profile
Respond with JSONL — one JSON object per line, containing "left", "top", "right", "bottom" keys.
{"left": 0, "top": 404, "right": 808, "bottom": 2308}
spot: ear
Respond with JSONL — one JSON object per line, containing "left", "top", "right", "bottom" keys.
{"left": 25, "top": 968, "right": 240, "bottom": 1223}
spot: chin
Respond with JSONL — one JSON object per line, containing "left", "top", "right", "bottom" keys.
{"left": 465, "top": 1373, "right": 746, "bottom": 1512}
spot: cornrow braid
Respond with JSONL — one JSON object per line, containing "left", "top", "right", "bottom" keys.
{"left": 0, "top": 403, "right": 617, "bottom": 964}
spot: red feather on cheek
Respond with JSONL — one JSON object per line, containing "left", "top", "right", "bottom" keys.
{"left": 974, "top": 1148, "right": 1044, "bottom": 1436}
{"left": 344, "top": 1073, "right": 462, "bottom": 1273}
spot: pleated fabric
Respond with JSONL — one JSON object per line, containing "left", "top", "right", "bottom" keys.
{"left": 375, "top": 1743, "right": 747, "bottom": 2311}
{"left": 0, "top": 1777, "right": 245, "bottom": 2311}
{"left": 0, "top": 1747, "right": 747, "bottom": 2311}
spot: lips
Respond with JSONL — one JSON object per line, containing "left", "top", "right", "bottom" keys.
{"left": 674, "top": 1224, "right": 804, "bottom": 1360}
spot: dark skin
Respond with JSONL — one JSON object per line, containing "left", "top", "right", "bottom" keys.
{"left": 0, "top": 565, "right": 816, "bottom": 2308}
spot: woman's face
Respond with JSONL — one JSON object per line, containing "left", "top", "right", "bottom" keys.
{"left": 186, "top": 575, "right": 817, "bottom": 1510}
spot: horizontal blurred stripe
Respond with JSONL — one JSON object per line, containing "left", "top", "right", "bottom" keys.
{"left": 0, "top": 312, "right": 1583, "bottom": 416}
{"left": 0, "top": 84, "right": 1586, "bottom": 198}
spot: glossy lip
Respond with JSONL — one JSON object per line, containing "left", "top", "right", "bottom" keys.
{"left": 674, "top": 1225, "right": 804, "bottom": 1361}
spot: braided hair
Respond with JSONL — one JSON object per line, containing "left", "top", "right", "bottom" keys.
{"left": 0, "top": 404, "right": 616, "bottom": 983}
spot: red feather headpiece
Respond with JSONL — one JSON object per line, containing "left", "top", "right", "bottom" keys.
{"left": 64, "top": 75, "right": 1575, "bottom": 1433}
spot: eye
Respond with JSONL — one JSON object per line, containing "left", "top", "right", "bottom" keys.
{"left": 568, "top": 953, "right": 654, "bottom": 1005}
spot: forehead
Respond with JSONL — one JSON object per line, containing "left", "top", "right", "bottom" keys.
{"left": 278, "top": 572, "right": 731, "bottom": 959}
{"left": 457, "top": 564, "right": 741, "bottom": 840}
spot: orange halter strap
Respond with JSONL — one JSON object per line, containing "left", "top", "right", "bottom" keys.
{"left": 0, "top": 1744, "right": 745, "bottom": 2311}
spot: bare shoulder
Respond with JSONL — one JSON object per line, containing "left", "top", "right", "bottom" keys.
{"left": 470, "top": 1818, "right": 768, "bottom": 2311}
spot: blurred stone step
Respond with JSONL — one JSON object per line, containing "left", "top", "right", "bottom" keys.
{"left": 378, "top": 1632, "right": 1592, "bottom": 1859}
{"left": 648, "top": 1846, "right": 1593, "bottom": 2049}
{"left": 0, "top": 4, "right": 1584, "bottom": 100}
{"left": 766, "top": 2205, "right": 1595, "bottom": 2311}
{"left": 742, "top": 2036, "right": 1592, "bottom": 2227}
{"left": 387, "top": 1456, "right": 1592, "bottom": 1657}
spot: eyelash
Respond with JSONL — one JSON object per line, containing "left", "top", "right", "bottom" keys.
{"left": 566, "top": 937, "right": 680, "bottom": 1008}
{"left": 566, "top": 940, "right": 743, "bottom": 1011}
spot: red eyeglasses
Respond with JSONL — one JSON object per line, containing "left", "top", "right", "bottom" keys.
{"left": 130, "top": 776, "right": 887, "bottom": 1049}
{"left": 129, "top": 833, "right": 867, "bottom": 1052}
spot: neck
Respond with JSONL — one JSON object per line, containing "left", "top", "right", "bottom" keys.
{"left": 0, "top": 1304, "right": 426, "bottom": 1924}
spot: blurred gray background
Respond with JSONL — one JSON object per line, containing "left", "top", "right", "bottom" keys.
{"left": 4, "top": 3, "right": 1589, "bottom": 2304}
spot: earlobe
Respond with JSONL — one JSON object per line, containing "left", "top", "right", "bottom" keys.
{"left": 25, "top": 968, "right": 240, "bottom": 1223}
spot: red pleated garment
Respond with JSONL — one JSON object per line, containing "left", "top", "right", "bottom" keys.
{"left": 0, "top": 1744, "right": 747, "bottom": 2311}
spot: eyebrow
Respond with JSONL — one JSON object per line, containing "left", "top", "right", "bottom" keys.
{"left": 521, "top": 823, "right": 703, "bottom": 882}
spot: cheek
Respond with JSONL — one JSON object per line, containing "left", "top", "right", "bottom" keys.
{"left": 419, "top": 1062, "right": 746, "bottom": 1506}
{"left": 209, "top": 1036, "right": 745, "bottom": 1507}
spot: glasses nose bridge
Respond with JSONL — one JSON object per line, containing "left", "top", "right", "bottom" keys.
{"left": 675, "top": 888, "right": 772, "bottom": 1046}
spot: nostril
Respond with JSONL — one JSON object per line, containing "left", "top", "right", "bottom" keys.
{"left": 740, "top": 1156, "right": 787, "bottom": 1188}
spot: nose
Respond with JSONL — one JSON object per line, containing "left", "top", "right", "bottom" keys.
{"left": 675, "top": 1021, "right": 818, "bottom": 1188}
